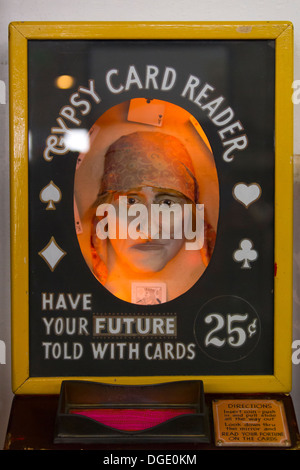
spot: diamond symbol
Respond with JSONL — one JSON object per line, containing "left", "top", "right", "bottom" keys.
{"left": 38, "top": 237, "right": 66, "bottom": 271}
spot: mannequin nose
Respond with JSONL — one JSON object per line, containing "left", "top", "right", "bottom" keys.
{"left": 136, "top": 201, "right": 160, "bottom": 239}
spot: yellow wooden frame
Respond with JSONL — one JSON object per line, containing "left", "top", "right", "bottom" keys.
{"left": 9, "top": 21, "right": 293, "bottom": 394}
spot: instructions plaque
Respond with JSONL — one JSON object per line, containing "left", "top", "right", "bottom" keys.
{"left": 9, "top": 22, "right": 293, "bottom": 395}
{"left": 213, "top": 399, "right": 291, "bottom": 447}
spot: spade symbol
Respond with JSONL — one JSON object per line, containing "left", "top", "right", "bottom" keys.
{"left": 40, "top": 181, "right": 62, "bottom": 210}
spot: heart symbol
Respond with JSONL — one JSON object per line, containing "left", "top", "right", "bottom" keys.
{"left": 233, "top": 183, "right": 261, "bottom": 208}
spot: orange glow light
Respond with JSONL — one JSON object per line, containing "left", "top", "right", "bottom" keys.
{"left": 55, "top": 75, "right": 75, "bottom": 89}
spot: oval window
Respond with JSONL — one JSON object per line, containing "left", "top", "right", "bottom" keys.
{"left": 74, "top": 99, "right": 219, "bottom": 304}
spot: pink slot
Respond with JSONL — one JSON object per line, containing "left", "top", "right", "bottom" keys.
{"left": 69, "top": 408, "right": 196, "bottom": 431}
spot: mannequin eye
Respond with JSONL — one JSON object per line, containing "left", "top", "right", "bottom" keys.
{"left": 160, "top": 199, "right": 174, "bottom": 207}
{"left": 127, "top": 196, "right": 138, "bottom": 205}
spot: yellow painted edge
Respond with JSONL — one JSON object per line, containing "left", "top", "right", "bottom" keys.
{"left": 273, "top": 23, "right": 294, "bottom": 392}
{"left": 9, "top": 22, "right": 294, "bottom": 394}
{"left": 14, "top": 375, "right": 290, "bottom": 395}
{"left": 9, "top": 23, "right": 30, "bottom": 392}
{"left": 9, "top": 21, "right": 293, "bottom": 40}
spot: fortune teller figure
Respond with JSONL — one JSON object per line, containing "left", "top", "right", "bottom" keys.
{"left": 90, "top": 131, "right": 215, "bottom": 304}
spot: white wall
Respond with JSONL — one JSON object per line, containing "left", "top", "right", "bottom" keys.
{"left": 0, "top": 0, "right": 300, "bottom": 449}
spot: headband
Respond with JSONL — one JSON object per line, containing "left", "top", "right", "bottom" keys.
{"left": 99, "top": 131, "right": 199, "bottom": 203}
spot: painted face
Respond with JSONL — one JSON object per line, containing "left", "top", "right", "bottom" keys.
{"left": 106, "top": 187, "right": 191, "bottom": 273}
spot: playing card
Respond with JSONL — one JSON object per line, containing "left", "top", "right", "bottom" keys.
{"left": 127, "top": 98, "right": 165, "bottom": 127}
{"left": 131, "top": 282, "right": 167, "bottom": 305}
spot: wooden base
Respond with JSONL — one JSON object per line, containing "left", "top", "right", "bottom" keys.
{"left": 4, "top": 393, "right": 300, "bottom": 451}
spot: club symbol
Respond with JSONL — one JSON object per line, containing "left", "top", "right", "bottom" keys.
{"left": 40, "top": 181, "right": 62, "bottom": 210}
{"left": 233, "top": 239, "right": 258, "bottom": 269}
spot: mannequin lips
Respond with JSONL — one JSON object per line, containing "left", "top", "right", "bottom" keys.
{"left": 131, "top": 241, "right": 167, "bottom": 251}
